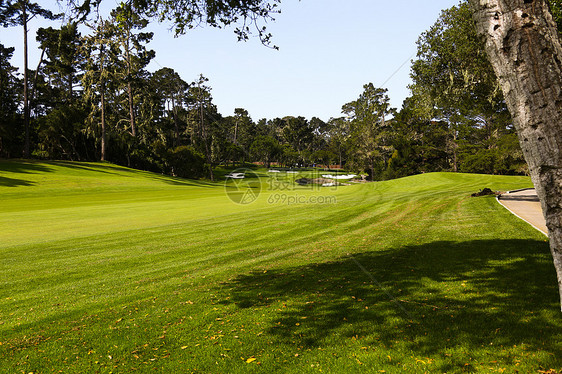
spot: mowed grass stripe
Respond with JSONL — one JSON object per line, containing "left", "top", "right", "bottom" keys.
{"left": 1, "top": 160, "right": 560, "bottom": 373}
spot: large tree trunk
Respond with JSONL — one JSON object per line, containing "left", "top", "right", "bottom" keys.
{"left": 128, "top": 81, "right": 136, "bottom": 137}
{"left": 125, "top": 33, "right": 136, "bottom": 137}
{"left": 100, "top": 89, "right": 106, "bottom": 162}
{"left": 22, "top": 9, "right": 30, "bottom": 158}
{"left": 68, "top": 71, "right": 73, "bottom": 102}
{"left": 200, "top": 102, "right": 214, "bottom": 182}
{"left": 339, "top": 147, "right": 343, "bottom": 169}
{"left": 171, "top": 94, "right": 180, "bottom": 147}
{"left": 469, "top": 0, "right": 562, "bottom": 310}
{"left": 31, "top": 47, "right": 46, "bottom": 118}
{"left": 452, "top": 130, "right": 458, "bottom": 173}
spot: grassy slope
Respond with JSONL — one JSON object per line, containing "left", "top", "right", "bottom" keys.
{"left": 0, "top": 160, "right": 560, "bottom": 373}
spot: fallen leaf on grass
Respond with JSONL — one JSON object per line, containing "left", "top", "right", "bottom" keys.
{"left": 246, "top": 357, "right": 256, "bottom": 363}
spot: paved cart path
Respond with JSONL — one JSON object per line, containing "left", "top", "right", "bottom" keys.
{"left": 498, "top": 188, "right": 547, "bottom": 235}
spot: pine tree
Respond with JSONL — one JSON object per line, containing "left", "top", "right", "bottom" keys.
{"left": 0, "top": 0, "right": 60, "bottom": 157}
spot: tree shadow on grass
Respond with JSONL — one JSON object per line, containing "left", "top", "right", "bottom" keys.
{"left": 49, "top": 160, "right": 117, "bottom": 174}
{"left": 0, "top": 160, "right": 52, "bottom": 186}
{"left": 0, "top": 159, "right": 52, "bottom": 174}
{"left": 0, "top": 159, "right": 218, "bottom": 188}
{"left": 219, "top": 239, "right": 562, "bottom": 370}
{"left": 0, "top": 176, "right": 35, "bottom": 187}
{"left": 49, "top": 160, "right": 217, "bottom": 188}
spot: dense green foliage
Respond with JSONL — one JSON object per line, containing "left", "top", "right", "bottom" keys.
{"left": 0, "top": 160, "right": 560, "bottom": 372}
{"left": 0, "top": 0, "right": 61, "bottom": 157}
{"left": 68, "top": 0, "right": 281, "bottom": 47}
{"left": 0, "top": 43, "right": 20, "bottom": 156}
{"left": 341, "top": 85, "right": 394, "bottom": 180}
{"left": 0, "top": 0, "right": 531, "bottom": 181}
{"left": 406, "top": 0, "right": 526, "bottom": 176}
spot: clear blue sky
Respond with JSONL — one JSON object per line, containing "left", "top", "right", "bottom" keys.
{"left": 2, "top": 0, "right": 458, "bottom": 121}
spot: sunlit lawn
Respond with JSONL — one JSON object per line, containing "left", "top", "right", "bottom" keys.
{"left": 0, "top": 160, "right": 560, "bottom": 373}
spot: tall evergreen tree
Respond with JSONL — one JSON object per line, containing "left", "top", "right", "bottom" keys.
{"left": 0, "top": 0, "right": 60, "bottom": 157}
{"left": 409, "top": 1, "right": 520, "bottom": 174}
{"left": 82, "top": 18, "right": 119, "bottom": 161}
{"left": 342, "top": 84, "right": 395, "bottom": 180}
{"left": 188, "top": 74, "right": 216, "bottom": 180}
{"left": 36, "top": 23, "right": 82, "bottom": 104}
{"left": 111, "top": 2, "right": 154, "bottom": 138}
{"left": 0, "top": 43, "right": 20, "bottom": 157}
{"left": 282, "top": 116, "right": 313, "bottom": 165}
{"left": 151, "top": 67, "right": 188, "bottom": 147}
{"left": 326, "top": 117, "right": 350, "bottom": 169}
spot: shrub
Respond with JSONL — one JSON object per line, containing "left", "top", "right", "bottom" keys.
{"left": 167, "top": 146, "right": 206, "bottom": 179}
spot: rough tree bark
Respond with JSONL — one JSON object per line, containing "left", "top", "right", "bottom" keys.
{"left": 469, "top": 0, "right": 562, "bottom": 310}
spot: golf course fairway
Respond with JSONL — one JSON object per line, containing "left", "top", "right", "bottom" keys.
{"left": 1, "top": 160, "right": 560, "bottom": 373}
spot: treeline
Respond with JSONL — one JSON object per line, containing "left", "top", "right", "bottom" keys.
{"left": 335, "top": 0, "right": 528, "bottom": 179}
{"left": 0, "top": 0, "right": 528, "bottom": 180}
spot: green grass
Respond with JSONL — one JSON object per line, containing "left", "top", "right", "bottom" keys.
{"left": 0, "top": 159, "right": 560, "bottom": 373}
